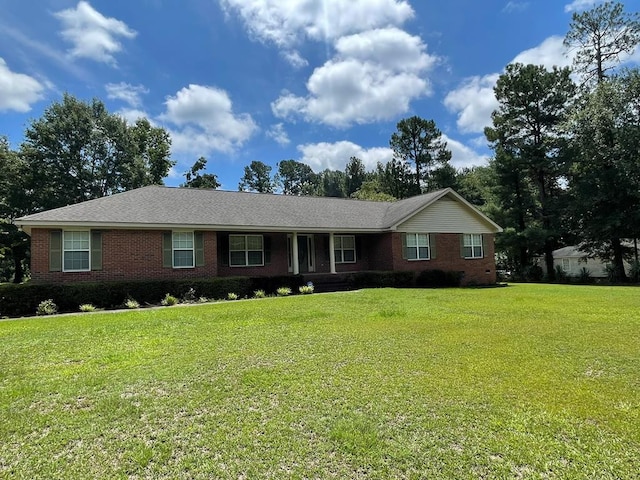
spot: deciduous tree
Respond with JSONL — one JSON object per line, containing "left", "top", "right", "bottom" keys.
{"left": 182, "top": 157, "right": 220, "bottom": 189}
{"left": 238, "top": 160, "right": 276, "bottom": 193}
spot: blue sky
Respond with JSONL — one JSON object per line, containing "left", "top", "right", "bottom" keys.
{"left": 1, "top": 0, "right": 638, "bottom": 190}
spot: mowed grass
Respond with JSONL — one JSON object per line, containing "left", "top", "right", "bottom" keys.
{"left": 1, "top": 285, "right": 639, "bottom": 479}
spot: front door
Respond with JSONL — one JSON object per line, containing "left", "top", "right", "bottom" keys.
{"left": 289, "top": 235, "right": 315, "bottom": 273}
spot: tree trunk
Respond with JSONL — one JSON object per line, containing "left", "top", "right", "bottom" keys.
{"left": 611, "top": 237, "right": 627, "bottom": 282}
{"left": 544, "top": 241, "right": 555, "bottom": 282}
{"left": 12, "top": 249, "right": 24, "bottom": 284}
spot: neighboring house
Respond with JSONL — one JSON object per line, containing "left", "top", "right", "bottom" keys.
{"left": 540, "top": 244, "right": 638, "bottom": 278}
{"left": 16, "top": 186, "right": 503, "bottom": 285}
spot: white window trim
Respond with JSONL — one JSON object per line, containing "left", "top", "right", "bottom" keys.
{"left": 62, "top": 230, "right": 91, "bottom": 272}
{"left": 463, "top": 233, "right": 483, "bottom": 259}
{"left": 172, "top": 231, "right": 195, "bottom": 269}
{"left": 334, "top": 234, "right": 356, "bottom": 264}
{"left": 229, "top": 234, "right": 264, "bottom": 267}
{"left": 406, "top": 233, "right": 430, "bottom": 261}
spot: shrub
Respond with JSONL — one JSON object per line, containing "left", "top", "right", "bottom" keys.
{"left": 415, "top": 269, "right": 463, "bottom": 288}
{"left": 276, "top": 287, "right": 292, "bottom": 297}
{"left": 182, "top": 287, "right": 197, "bottom": 303}
{"left": 348, "top": 271, "right": 415, "bottom": 289}
{"left": 161, "top": 293, "right": 178, "bottom": 306}
{"left": 227, "top": 292, "right": 239, "bottom": 301}
{"left": 554, "top": 265, "right": 568, "bottom": 283}
{"left": 36, "top": 299, "right": 58, "bottom": 316}
{"left": 253, "top": 289, "right": 266, "bottom": 299}
{"left": 299, "top": 283, "right": 314, "bottom": 294}
{"left": 198, "top": 297, "right": 209, "bottom": 303}
{"left": 628, "top": 261, "right": 640, "bottom": 283}
{"left": 124, "top": 298, "right": 140, "bottom": 309}
{"left": 79, "top": 303, "right": 96, "bottom": 312}
{"left": 576, "top": 267, "right": 593, "bottom": 284}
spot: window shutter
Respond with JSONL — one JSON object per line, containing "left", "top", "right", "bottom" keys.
{"left": 401, "top": 233, "right": 407, "bottom": 260}
{"left": 163, "top": 232, "right": 173, "bottom": 268}
{"left": 219, "top": 234, "right": 229, "bottom": 266}
{"left": 429, "top": 233, "right": 436, "bottom": 260}
{"left": 91, "top": 231, "right": 102, "bottom": 271}
{"left": 264, "top": 235, "right": 272, "bottom": 264}
{"left": 355, "top": 236, "right": 362, "bottom": 261}
{"left": 50, "top": 230, "right": 62, "bottom": 272}
{"left": 195, "top": 232, "right": 204, "bottom": 266}
{"left": 482, "top": 234, "right": 487, "bottom": 258}
{"left": 460, "top": 234, "right": 466, "bottom": 258}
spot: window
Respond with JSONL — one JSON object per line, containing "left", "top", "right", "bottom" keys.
{"left": 173, "top": 231, "right": 194, "bottom": 268}
{"left": 334, "top": 235, "right": 356, "bottom": 264}
{"left": 405, "top": 233, "right": 430, "bottom": 260}
{"left": 463, "top": 234, "right": 483, "bottom": 259}
{"left": 562, "top": 258, "right": 571, "bottom": 272}
{"left": 63, "top": 231, "right": 90, "bottom": 271}
{"left": 230, "top": 235, "right": 264, "bottom": 267}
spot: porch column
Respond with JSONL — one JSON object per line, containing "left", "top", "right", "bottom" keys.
{"left": 329, "top": 232, "right": 336, "bottom": 274}
{"left": 292, "top": 232, "right": 300, "bottom": 275}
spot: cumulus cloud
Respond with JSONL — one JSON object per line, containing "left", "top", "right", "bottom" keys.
{"left": 55, "top": 1, "right": 137, "bottom": 65}
{"left": 220, "top": 0, "right": 413, "bottom": 47}
{"left": 105, "top": 82, "right": 148, "bottom": 107}
{"left": 564, "top": 0, "right": 602, "bottom": 13}
{"left": 443, "top": 74, "right": 500, "bottom": 134}
{"left": 266, "top": 123, "right": 290, "bottom": 146}
{"left": 503, "top": 2, "right": 530, "bottom": 13}
{"left": 0, "top": 58, "right": 46, "bottom": 112}
{"left": 297, "top": 141, "right": 392, "bottom": 171}
{"left": 160, "top": 84, "right": 257, "bottom": 155}
{"left": 445, "top": 36, "right": 575, "bottom": 134}
{"left": 442, "top": 135, "right": 490, "bottom": 169}
{"left": 272, "top": 28, "right": 436, "bottom": 127}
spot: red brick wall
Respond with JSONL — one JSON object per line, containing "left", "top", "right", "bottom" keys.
{"left": 389, "top": 232, "right": 496, "bottom": 285}
{"left": 30, "top": 228, "right": 218, "bottom": 283}
{"left": 217, "top": 232, "right": 290, "bottom": 277}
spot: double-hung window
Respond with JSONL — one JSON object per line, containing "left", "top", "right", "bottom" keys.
{"left": 173, "top": 231, "right": 194, "bottom": 268}
{"left": 463, "top": 233, "right": 483, "bottom": 258}
{"left": 230, "top": 235, "right": 264, "bottom": 267}
{"left": 63, "top": 231, "right": 90, "bottom": 271}
{"left": 406, "top": 233, "right": 430, "bottom": 260}
{"left": 334, "top": 235, "right": 356, "bottom": 263}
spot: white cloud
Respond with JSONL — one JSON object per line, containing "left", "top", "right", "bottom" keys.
{"left": 442, "top": 135, "right": 489, "bottom": 169}
{"left": 272, "top": 28, "right": 436, "bottom": 127}
{"left": 0, "top": 58, "right": 46, "bottom": 112}
{"left": 160, "top": 84, "right": 257, "bottom": 155}
{"left": 444, "top": 74, "right": 499, "bottom": 134}
{"left": 282, "top": 50, "right": 309, "bottom": 68}
{"left": 116, "top": 108, "right": 150, "bottom": 125}
{"left": 297, "top": 141, "right": 392, "bottom": 171}
{"left": 55, "top": 1, "right": 137, "bottom": 65}
{"left": 266, "top": 123, "right": 290, "bottom": 146}
{"left": 220, "top": 0, "right": 414, "bottom": 48}
{"left": 445, "top": 36, "right": 576, "bottom": 134}
{"left": 503, "top": 2, "right": 529, "bottom": 13}
{"left": 105, "top": 82, "right": 148, "bottom": 107}
{"left": 512, "top": 36, "right": 571, "bottom": 69}
{"left": 564, "top": 0, "right": 602, "bottom": 13}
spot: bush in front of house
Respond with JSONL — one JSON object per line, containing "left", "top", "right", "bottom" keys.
{"left": 36, "top": 299, "right": 58, "bottom": 316}
{"left": 348, "top": 271, "right": 416, "bottom": 289}
{"left": 79, "top": 303, "right": 96, "bottom": 312}
{"left": 161, "top": 293, "right": 178, "bottom": 306}
{"left": 276, "top": 287, "right": 292, "bottom": 297}
{"left": 415, "top": 269, "right": 463, "bottom": 288}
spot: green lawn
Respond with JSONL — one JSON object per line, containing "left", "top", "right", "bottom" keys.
{"left": 1, "top": 284, "right": 639, "bottom": 479}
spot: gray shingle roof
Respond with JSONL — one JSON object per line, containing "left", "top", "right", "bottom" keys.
{"left": 17, "top": 185, "right": 500, "bottom": 233}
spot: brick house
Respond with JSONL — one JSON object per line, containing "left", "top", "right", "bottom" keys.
{"left": 17, "top": 186, "right": 502, "bottom": 285}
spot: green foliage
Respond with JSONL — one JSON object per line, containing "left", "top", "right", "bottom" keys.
{"left": 79, "top": 303, "right": 96, "bottom": 312}
{"left": 36, "top": 299, "right": 58, "bottom": 316}
{"left": 576, "top": 267, "right": 593, "bottom": 284}
{"left": 629, "top": 261, "right": 640, "bottom": 283}
{"left": 298, "top": 284, "right": 314, "bottom": 294}
{"left": 19, "top": 95, "right": 174, "bottom": 211}
{"left": 181, "top": 287, "right": 197, "bottom": 303}
{"left": 318, "top": 169, "right": 346, "bottom": 197}
{"left": 564, "top": 1, "right": 640, "bottom": 83}
{"left": 161, "top": 294, "right": 178, "bottom": 306}
{"left": 390, "top": 116, "right": 452, "bottom": 192}
{"left": 181, "top": 157, "right": 220, "bottom": 189}
{"left": 276, "top": 159, "right": 319, "bottom": 196}
{"left": 276, "top": 286, "right": 292, "bottom": 297}
{"left": 554, "top": 265, "right": 568, "bottom": 283}
{"left": 415, "top": 269, "right": 464, "bottom": 288}
{"left": 124, "top": 298, "right": 140, "bottom": 309}
{"left": 253, "top": 289, "right": 266, "bottom": 299}
{"left": 344, "top": 156, "right": 366, "bottom": 196}
{"left": 238, "top": 160, "right": 276, "bottom": 193}
{"left": 348, "top": 271, "right": 416, "bottom": 289}
{"left": 226, "top": 292, "right": 239, "bottom": 301}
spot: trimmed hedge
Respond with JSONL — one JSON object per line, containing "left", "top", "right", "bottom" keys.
{"left": 0, "top": 275, "right": 305, "bottom": 318}
{"left": 348, "top": 271, "right": 416, "bottom": 289}
{"left": 415, "top": 269, "right": 464, "bottom": 288}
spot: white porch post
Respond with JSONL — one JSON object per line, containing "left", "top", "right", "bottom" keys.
{"left": 292, "top": 232, "right": 300, "bottom": 275}
{"left": 329, "top": 232, "right": 336, "bottom": 274}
